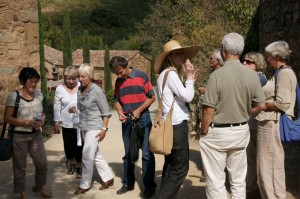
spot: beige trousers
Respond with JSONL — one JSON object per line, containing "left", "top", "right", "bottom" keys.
{"left": 80, "top": 130, "right": 114, "bottom": 189}
{"left": 200, "top": 124, "right": 250, "bottom": 199}
{"left": 12, "top": 132, "right": 48, "bottom": 193}
{"left": 257, "top": 120, "right": 286, "bottom": 199}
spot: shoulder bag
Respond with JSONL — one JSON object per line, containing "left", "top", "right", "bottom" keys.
{"left": 149, "top": 70, "right": 175, "bottom": 155}
{"left": 0, "top": 90, "right": 20, "bottom": 161}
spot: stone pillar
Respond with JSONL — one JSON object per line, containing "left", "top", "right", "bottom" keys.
{"left": 0, "top": 0, "right": 39, "bottom": 124}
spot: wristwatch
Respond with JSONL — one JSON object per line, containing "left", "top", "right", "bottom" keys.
{"left": 101, "top": 127, "right": 109, "bottom": 132}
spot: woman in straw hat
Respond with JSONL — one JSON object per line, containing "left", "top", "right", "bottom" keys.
{"left": 155, "top": 40, "right": 199, "bottom": 198}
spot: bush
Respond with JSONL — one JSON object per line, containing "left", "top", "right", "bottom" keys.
{"left": 43, "top": 90, "right": 55, "bottom": 139}
{"left": 106, "top": 89, "right": 115, "bottom": 109}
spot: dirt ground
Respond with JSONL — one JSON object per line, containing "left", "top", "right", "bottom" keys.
{"left": 1, "top": 101, "right": 300, "bottom": 199}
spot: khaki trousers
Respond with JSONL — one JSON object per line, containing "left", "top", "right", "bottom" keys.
{"left": 257, "top": 120, "right": 286, "bottom": 199}
{"left": 12, "top": 132, "right": 48, "bottom": 193}
{"left": 200, "top": 124, "right": 250, "bottom": 199}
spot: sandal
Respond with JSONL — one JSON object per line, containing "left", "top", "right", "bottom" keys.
{"left": 32, "top": 186, "right": 52, "bottom": 198}
{"left": 75, "top": 167, "right": 82, "bottom": 179}
{"left": 67, "top": 164, "right": 76, "bottom": 175}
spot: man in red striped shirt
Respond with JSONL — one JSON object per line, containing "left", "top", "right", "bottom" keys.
{"left": 109, "top": 56, "right": 157, "bottom": 198}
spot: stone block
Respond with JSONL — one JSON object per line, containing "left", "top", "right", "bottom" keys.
{"left": 0, "top": 66, "right": 16, "bottom": 75}
{"left": 8, "top": 42, "right": 20, "bottom": 51}
{"left": 8, "top": 50, "right": 21, "bottom": 57}
{"left": 24, "top": 23, "right": 38, "bottom": 43}
{"left": 20, "top": 9, "right": 38, "bottom": 23}
{"left": 0, "top": 30, "right": 17, "bottom": 43}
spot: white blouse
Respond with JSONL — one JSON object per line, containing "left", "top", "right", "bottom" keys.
{"left": 53, "top": 85, "right": 78, "bottom": 128}
{"left": 156, "top": 69, "right": 195, "bottom": 125}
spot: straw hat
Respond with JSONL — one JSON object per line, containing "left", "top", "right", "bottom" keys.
{"left": 154, "top": 40, "right": 200, "bottom": 73}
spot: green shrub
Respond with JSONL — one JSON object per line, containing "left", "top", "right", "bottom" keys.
{"left": 42, "top": 90, "right": 55, "bottom": 139}
{"left": 106, "top": 89, "right": 115, "bottom": 109}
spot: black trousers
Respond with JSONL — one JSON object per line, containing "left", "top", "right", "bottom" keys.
{"left": 158, "top": 120, "right": 189, "bottom": 199}
{"left": 62, "top": 127, "right": 83, "bottom": 163}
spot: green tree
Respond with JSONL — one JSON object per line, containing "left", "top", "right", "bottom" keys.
{"left": 63, "top": 14, "right": 72, "bottom": 68}
{"left": 83, "top": 30, "right": 90, "bottom": 63}
{"left": 150, "top": 54, "right": 157, "bottom": 86}
{"left": 38, "top": 0, "right": 47, "bottom": 96}
{"left": 104, "top": 45, "right": 112, "bottom": 92}
{"left": 99, "top": 36, "right": 104, "bottom": 50}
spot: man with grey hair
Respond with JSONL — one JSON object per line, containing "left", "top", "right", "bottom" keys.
{"left": 199, "top": 32, "right": 266, "bottom": 199}
{"left": 198, "top": 48, "right": 224, "bottom": 95}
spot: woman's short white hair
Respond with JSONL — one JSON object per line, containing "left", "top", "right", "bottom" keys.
{"left": 64, "top": 66, "right": 78, "bottom": 79}
{"left": 265, "top": 41, "right": 292, "bottom": 60}
{"left": 78, "top": 63, "right": 94, "bottom": 80}
{"left": 222, "top": 32, "right": 244, "bottom": 56}
{"left": 213, "top": 48, "right": 224, "bottom": 66}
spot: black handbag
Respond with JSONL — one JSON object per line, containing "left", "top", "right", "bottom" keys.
{"left": 0, "top": 91, "right": 20, "bottom": 161}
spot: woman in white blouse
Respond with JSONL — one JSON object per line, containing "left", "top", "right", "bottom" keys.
{"left": 154, "top": 40, "right": 199, "bottom": 198}
{"left": 53, "top": 66, "right": 83, "bottom": 179}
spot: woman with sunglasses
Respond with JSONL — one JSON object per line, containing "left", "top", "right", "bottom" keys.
{"left": 242, "top": 52, "right": 268, "bottom": 198}
{"left": 243, "top": 52, "right": 268, "bottom": 87}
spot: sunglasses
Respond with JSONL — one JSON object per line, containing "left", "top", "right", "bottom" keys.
{"left": 244, "top": 60, "right": 255, "bottom": 65}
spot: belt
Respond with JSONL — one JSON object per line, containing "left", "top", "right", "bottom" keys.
{"left": 14, "top": 129, "right": 40, "bottom": 134}
{"left": 210, "top": 122, "right": 247, "bottom": 128}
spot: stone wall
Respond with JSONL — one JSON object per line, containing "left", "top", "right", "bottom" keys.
{"left": 0, "top": 0, "right": 39, "bottom": 124}
{"left": 259, "top": 0, "right": 300, "bottom": 78}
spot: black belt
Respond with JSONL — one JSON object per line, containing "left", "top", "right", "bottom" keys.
{"left": 14, "top": 129, "right": 40, "bottom": 134}
{"left": 210, "top": 122, "right": 247, "bottom": 128}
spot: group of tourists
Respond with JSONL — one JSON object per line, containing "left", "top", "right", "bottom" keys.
{"left": 3, "top": 31, "right": 297, "bottom": 199}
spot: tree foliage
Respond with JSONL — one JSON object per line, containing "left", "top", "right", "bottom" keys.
{"left": 83, "top": 30, "right": 90, "bottom": 63}
{"left": 62, "top": 14, "right": 72, "bottom": 67}
{"left": 104, "top": 45, "right": 112, "bottom": 92}
{"left": 38, "top": 0, "right": 47, "bottom": 96}
{"left": 99, "top": 36, "right": 104, "bottom": 50}
{"left": 150, "top": 54, "right": 157, "bottom": 86}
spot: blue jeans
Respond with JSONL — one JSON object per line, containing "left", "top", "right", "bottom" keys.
{"left": 121, "top": 111, "right": 156, "bottom": 189}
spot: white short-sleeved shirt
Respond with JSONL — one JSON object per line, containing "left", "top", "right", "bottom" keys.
{"left": 6, "top": 90, "right": 43, "bottom": 132}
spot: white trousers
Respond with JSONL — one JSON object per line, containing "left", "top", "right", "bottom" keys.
{"left": 80, "top": 130, "right": 114, "bottom": 189}
{"left": 200, "top": 124, "right": 250, "bottom": 199}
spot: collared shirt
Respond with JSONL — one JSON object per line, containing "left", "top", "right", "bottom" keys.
{"left": 203, "top": 59, "right": 265, "bottom": 124}
{"left": 256, "top": 67, "right": 297, "bottom": 121}
{"left": 114, "top": 68, "right": 154, "bottom": 113}
{"left": 78, "top": 84, "right": 111, "bottom": 131}
{"left": 157, "top": 69, "right": 195, "bottom": 125}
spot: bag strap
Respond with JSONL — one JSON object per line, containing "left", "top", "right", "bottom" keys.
{"left": 275, "top": 67, "right": 300, "bottom": 114}
{"left": 158, "top": 70, "right": 175, "bottom": 110}
{"left": 1, "top": 90, "right": 21, "bottom": 137}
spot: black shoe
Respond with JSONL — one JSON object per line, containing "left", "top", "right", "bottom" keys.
{"left": 116, "top": 185, "right": 134, "bottom": 195}
{"left": 75, "top": 167, "right": 82, "bottom": 179}
{"left": 142, "top": 188, "right": 155, "bottom": 198}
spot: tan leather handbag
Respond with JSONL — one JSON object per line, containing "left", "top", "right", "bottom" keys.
{"left": 149, "top": 70, "right": 175, "bottom": 155}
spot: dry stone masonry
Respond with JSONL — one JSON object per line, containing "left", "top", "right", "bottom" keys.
{"left": 0, "top": 0, "right": 39, "bottom": 124}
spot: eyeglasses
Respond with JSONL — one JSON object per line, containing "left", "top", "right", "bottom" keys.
{"left": 28, "top": 79, "right": 40, "bottom": 85}
{"left": 244, "top": 60, "right": 255, "bottom": 65}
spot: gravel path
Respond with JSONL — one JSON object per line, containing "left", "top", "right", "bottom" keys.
{"left": 1, "top": 100, "right": 300, "bottom": 198}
